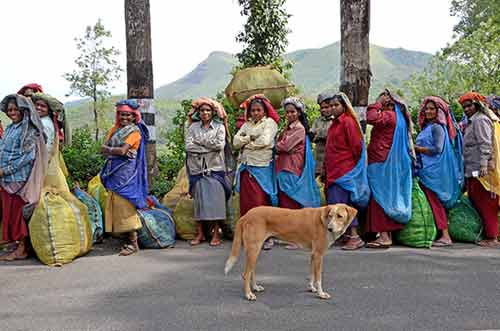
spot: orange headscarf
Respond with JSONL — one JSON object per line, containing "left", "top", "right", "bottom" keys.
{"left": 459, "top": 91, "right": 487, "bottom": 105}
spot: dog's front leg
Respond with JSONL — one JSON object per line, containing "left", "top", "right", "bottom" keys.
{"left": 313, "top": 254, "right": 331, "bottom": 300}
{"left": 251, "top": 271, "right": 265, "bottom": 293}
{"left": 308, "top": 254, "right": 317, "bottom": 293}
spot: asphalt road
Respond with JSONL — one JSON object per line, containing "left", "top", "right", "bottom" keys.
{"left": 2, "top": 240, "right": 500, "bottom": 331}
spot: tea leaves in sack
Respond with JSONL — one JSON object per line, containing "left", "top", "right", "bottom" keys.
{"left": 225, "top": 66, "right": 295, "bottom": 110}
{"left": 30, "top": 191, "right": 81, "bottom": 266}
{"left": 74, "top": 187, "right": 104, "bottom": 244}
{"left": 395, "top": 179, "right": 437, "bottom": 248}
{"left": 137, "top": 207, "right": 176, "bottom": 249}
{"left": 173, "top": 196, "right": 197, "bottom": 240}
{"left": 448, "top": 195, "right": 483, "bottom": 243}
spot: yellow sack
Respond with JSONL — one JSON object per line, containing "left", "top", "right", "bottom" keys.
{"left": 479, "top": 121, "right": 500, "bottom": 200}
{"left": 173, "top": 196, "right": 197, "bottom": 240}
{"left": 60, "top": 192, "right": 93, "bottom": 256}
{"left": 316, "top": 177, "right": 327, "bottom": 206}
{"left": 162, "top": 166, "right": 189, "bottom": 210}
{"left": 88, "top": 175, "right": 109, "bottom": 218}
{"left": 30, "top": 190, "right": 81, "bottom": 266}
{"left": 44, "top": 150, "right": 70, "bottom": 193}
{"left": 59, "top": 152, "right": 69, "bottom": 177}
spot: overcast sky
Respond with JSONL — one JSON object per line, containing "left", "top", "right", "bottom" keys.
{"left": 0, "top": 0, "right": 457, "bottom": 102}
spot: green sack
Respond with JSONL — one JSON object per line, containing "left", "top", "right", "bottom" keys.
{"left": 448, "top": 195, "right": 483, "bottom": 243}
{"left": 222, "top": 193, "right": 240, "bottom": 240}
{"left": 395, "top": 179, "right": 437, "bottom": 248}
{"left": 225, "top": 66, "right": 295, "bottom": 110}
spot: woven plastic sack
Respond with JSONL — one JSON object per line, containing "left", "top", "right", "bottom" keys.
{"left": 29, "top": 190, "right": 81, "bottom": 266}
{"left": 447, "top": 195, "right": 483, "bottom": 243}
{"left": 395, "top": 179, "right": 437, "bottom": 248}
{"left": 88, "top": 175, "right": 109, "bottom": 220}
{"left": 74, "top": 187, "right": 104, "bottom": 244}
{"left": 173, "top": 196, "right": 197, "bottom": 240}
{"left": 225, "top": 66, "right": 295, "bottom": 110}
{"left": 137, "top": 207, "right": 176, "bottom": 249}
{"left": 161, "top": 166, "right": 189, "bottom": 210}
{"left": 60, "top": 192, "right": 93, "bottom": 257}
{"left": 316, "top": 177, "right": 326, "bottom": 206}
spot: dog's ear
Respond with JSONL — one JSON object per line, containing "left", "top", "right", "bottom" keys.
{"left": 345, "top": 205, "right": 358, "bottom": 221}
{"left": 321, "top": 205, "right": 332, "bottom": 226}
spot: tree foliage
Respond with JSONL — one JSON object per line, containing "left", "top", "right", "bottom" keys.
{"left": 235, "top": 0, "right": 292, "bottom": 75}
{"left": 450, "top": 0, "right": 499, "bottom": 37}
{"left": 63, "top": 19, "right": 122, "bottom": 141}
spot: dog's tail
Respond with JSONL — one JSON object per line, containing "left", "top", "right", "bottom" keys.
{"left": 224, "top": 217, "right": 243, "bottom": 275}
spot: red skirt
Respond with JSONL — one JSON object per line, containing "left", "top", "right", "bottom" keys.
{"left": 239, "top": 170, "right": 270, "bottom": 217}
{"left": 467, "top": 178, "right": 499, "bottom": 238}
{"left": 419, "top": 183, "right": 448, "bottom": 230}
{"left": 1, "top": 190, "right": 28, "bottom": 242}
{"left": 366, "top": 197, "right": 404, "bottom": 233}
{"left": 278, "top": 191, "right": 301, "bottom": 209}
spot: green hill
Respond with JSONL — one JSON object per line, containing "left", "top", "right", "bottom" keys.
{"left": 156, "top": 42, "right": 432, "bottom": 100}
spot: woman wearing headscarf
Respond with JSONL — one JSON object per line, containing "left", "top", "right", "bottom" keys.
{"left": 185, "top": 97, "right": 230, "bottom": 247}
{"left": 365, "top": 90, "right": 415, "bottom": 248}
{"left": 414, "top": 96, "right": 463, "bottom": 247}
{"left": 234, "top": 95, "right": 279, "bottom": 250}
{"left": 324, "top": 92, "right": 370, "bottom": 250}
{"left": 30, "top": 93, "right": 71, "bottom": 192}
{"left": 459, "top": 92, "right": 500, "bottom": 247}
{"left": 276, "top": 97, "right": 320, "bottom": 249}
{"left": 311, "top": 92, "right": 335, "bottom": 179}
{"left": 0, "top": 94, "right": 48, "bottom": 261}
{"left": 100, "top": 100, "right": 149, "bottom": 256}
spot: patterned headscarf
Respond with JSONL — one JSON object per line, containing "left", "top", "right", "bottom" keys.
{"left": 17, "top": 83, "right": 43, "bottom": 96}
{"left": 419, "top": 96, "right": 457, "bottom": 140}
{"left": 240, "top": 94, "right": 280, "bottom": 125}
{"left": 459, "top": 91, "right": 498, "bottom": 122}
{"left": 486, "top": 95, "right": 500, "bottom": 112}
{"left": 282, "top": 96, "right": 312, "bottom": 138}
{"left": 115, "top": 99, "right": 142, "bottom": 125}
{"left": 331, "top": 92, "right": 363, "bottom": 137}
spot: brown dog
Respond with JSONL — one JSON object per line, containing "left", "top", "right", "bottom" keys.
{"left": 224, "top": 204, "right": 357, "bottom": 301}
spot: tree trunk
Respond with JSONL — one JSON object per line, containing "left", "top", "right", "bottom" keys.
{"left": 125, "top": 0, "right": 157, "bottom": 188}
{"left": 340, "top": 0, "right": 371, "bottom": 132}
{"left": 93, "top": 92, "right": 99, "bottom": 141}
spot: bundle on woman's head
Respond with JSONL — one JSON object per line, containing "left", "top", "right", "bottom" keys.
{"left": 190, "top": 97, "right": 226, "bottom": 123}
{"left": 116, "top": 99, "right": 140, "bottom": 110}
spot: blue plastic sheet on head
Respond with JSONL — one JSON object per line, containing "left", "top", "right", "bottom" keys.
{"left": 416, "top": 125, "right": 464, "bottom": 209}
{"left": 277, "top": 136, "right": 321, "bottom": 208}
{"left": 235, "top": 161, "right": 278, "bottom": 207}
{"left": 334, "top": 144, "right": 370, "bottom": 209}
{"left": 367, "top": 104, "right": 413, "bottom": 224}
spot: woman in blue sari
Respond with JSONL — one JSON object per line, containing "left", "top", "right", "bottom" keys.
{"left": 100, "top": 100, "right": 149, "bottom": 256}
{"left": 276, "top": 97, "right": 320, "bottom": 249}
{"left": 415, "top": 96, "right": 462, "bottom": 246}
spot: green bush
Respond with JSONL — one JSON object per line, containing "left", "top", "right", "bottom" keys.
{"left": 63, "top": 127, "right": 105, "bottom": 189}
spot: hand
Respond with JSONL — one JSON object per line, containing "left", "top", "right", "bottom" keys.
{"left": 479, "top": 168, "right": 489, "bottom": 177}
{"left": 101, "top": 145, "right": 109, "bottom": 154}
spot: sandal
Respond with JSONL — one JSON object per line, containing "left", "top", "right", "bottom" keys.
{"left": 477, "top": 239, "right": 500, "bottom": 248}
{"left": 432, "top": 239, "right": 453, "bottom": 247}
{"left": 190, "top": 236, "right": 206, "bottom": 246}
{"left": 366, "top": 239, "right": 392, "bottom": 249}
{"left": 119, "top": 244, "right": 139, "bottom": 256}
{"left": 209, "top": 238, "right": 222, "bottom": 247}
{"left": 285, "top": 243, "right": 299, "bottom": 250}
{"left": 262, "top": 239, "right": 274, "bottom": 250}
{"left": 342, "top": 236, "right": 365, "bottom": 250}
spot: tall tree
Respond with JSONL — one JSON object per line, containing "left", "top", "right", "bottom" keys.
{"left": 64, "top": 19, "right": 122, "bottom": 141}
{"left": 339, "top": 0, "right": 371, "bottom": 131}
{"left": 449, "top": 0, "right": 499, "bottom": 37}
{"left": 236, "top": 0, "right": 291, "bottom": 74}
{"left": 125, "top": 0, "right": 158, "bottom": 185}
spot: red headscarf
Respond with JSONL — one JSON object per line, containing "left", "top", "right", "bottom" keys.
{"left": 115, "top": 104, "right": 141, "bottom": 126}
{"left": 239, "top": 94, "right": 280, "bottom": 125}
{"left": 459, "top": 91, "right": 486, "bottom": 105}
{"left": 17, "top": 83, "right": 43, "bottom": 95}
{"left": 419, "top": 96, "right": 457, "bottom": 140}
